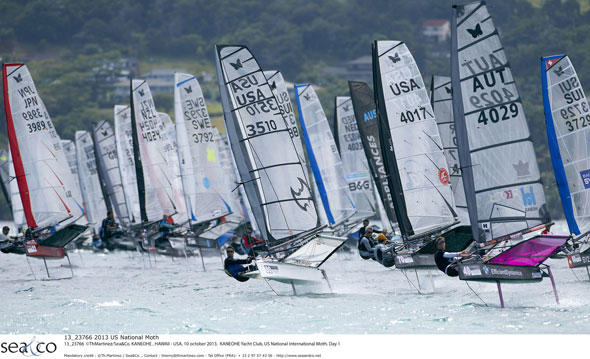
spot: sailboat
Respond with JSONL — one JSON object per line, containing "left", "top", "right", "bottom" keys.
{"left": 450, "top": 2, "right": 568, "bottom": 307}
{"left": 216, "top": 44, "right": 345, "bottom": 291}
{"left": 2, "top": 63, "right": 87, "bottom": 278}
{"left": 333, "top": 95, "right": 377, "bottom": 225}
{"left": 372, "top": 40, "right": 461, "bottom": 269}
{"left": 75, "top": 130, "right": 108, "bottom": 234}
{"left": 541, "top": 54, "right": 590, "bottom": 275}
{"left": 129, "top": 79, "right": 178, "bottom": 251}
{"left": 295, "top": 84, "right": 358, "bottom": 234}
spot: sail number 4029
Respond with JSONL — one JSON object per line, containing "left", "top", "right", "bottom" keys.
{"left": 477, "top": 103, "right": 519, "bottom": 125}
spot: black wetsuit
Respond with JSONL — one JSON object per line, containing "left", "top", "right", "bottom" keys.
{"left": 434, "top": 249, "right": 459, "bottom": 277}
{"left": 224, "top": 257, "right": 253, "bottom": 282}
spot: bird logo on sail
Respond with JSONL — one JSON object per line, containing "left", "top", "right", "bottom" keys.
{"left": 513, "top": 160, "right": 530, "bottom": 178}
{"left": 388, "top": 53, "right": 401, "bottom": 64}
{"left": 445, "top": 86, "right": 452, "bottom": 94}
{"left": 270, "top": 81, "right": 277, "bottom": 90}
{"left": 138, "top": 89, "right": 145, "bottom": 97}
{"left": 554, "top": 66, "right": 565, "bottom": 77}
{"left": 100, "top": 128, "right": 109, "bottom": 137}
{"left": 342, "top": 104, "right": 350, "bottom": 112}
{"left": 230, "top": 58, "right": 243, "bottom": 70}
{"left": 184, "top": 86, "right": 192, "bottom": 94}
{"left": 466, "top": 23, "right": 483, "bottom": 38}
{"left": 13, "top": 73, "right": 23, "bottom": 83}
{"left": 303, "top": 93, "right": 311, "bottom": 101}
{"left": 290, "top": 177, "right": 311, "bottom": 211}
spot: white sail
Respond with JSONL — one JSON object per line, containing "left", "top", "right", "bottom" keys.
{"left": 158, "top": 112, "right": 187, "bottom": 222}
{"left": 2, "top": 64, "right": 83, "bottom": 229}
{"left": 451, "top": 2, "right": 549, "bottom": 242}
{"left": 61, "top": 140, "right": 88, "bottom": 226}
{"left": 93, "top": 120, "right": 131, "bottom": 226}
{"left": 216, "top": 45, "right": 319, "bottom": 244}
{"left": 542, "top": 55, "right": 590, "bottom": 234}
{"left": 296, "top": 84, "right": 356, "bottom": 226}
{"left": 335, "top": 95, "right": 376, "bottom": 221}
{"left": 75, "top": 131, "right": 107, "bottom": 231}
{"left": 431, "top": 76, "right": 470, "bottom": 225}
{"left": 174, "top": 73, "right": 231, "bottom": 224}
{"left": 374, "top": 41, "right": 456, "bottom": 236}
{"left": 114, "top": 105, "right": 140, "bottom": 224}
{"left": 130, "top": 79, "right": 174, "bottom": 221}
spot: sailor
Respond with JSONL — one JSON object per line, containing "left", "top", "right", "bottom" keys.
{"left": 241, "top": 227, "right": 265, "bottom": 256}
{"left": 100, "top": 210, "right": 118, "bottom": 250}
{"left": 434, "top": 236, "right": 469, "bottom": 277}
{"left": 224, "top": 246, "right": 254, "bottom": 282}
{"left": 0, "top": 226, "right": 10, "bottom": 243}
{"left": 358, "top": 226, "right": 377, "bottom": 260}
{"left": 373, "top": 233, "right": 391, "bottom": 263}
{"left": 156, "top": 214, "right": 175, "bottom": 248}
{"left": 358, "top": 219, "right": 370, "bottom": 239}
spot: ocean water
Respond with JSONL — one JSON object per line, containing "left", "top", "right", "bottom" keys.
{"left": 1, "top": 221, "right": 589, "bottom": 334}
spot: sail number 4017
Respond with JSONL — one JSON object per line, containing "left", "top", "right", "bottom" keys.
{"left": 400, "top": 107, "right": 431, "bottom": 124}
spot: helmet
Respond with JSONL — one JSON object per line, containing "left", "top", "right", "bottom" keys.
{"left": 377, "top": 233, "right": 387, "bottom": 241}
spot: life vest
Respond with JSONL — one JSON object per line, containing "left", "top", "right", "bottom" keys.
{"left": 242, "top": 234, "right": 262, "bottom": 249}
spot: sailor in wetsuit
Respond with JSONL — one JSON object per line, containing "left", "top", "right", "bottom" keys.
{"left": 434, "top": 236, "right": 469, "bottom": 277}
{"left": 358, "top": 226, "right": 377, "bottom": 260}
{"left": 224, "top": 246, "right": 254, "bottom": 282}
{"left": 241, "top": 227, "right": 266, "bottom": 256}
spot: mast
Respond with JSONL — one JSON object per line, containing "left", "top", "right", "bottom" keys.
{"left": 348, "top": 80, "right": 397, "bottom": 227}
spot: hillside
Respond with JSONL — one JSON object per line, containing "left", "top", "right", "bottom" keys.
{"left": 1, "top": 0, "right": 590, "bottom": 220}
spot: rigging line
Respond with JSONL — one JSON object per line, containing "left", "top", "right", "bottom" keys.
{"left": 397, "top": 268, "right": 424, "bottom": 295}
{"left": 464, "top": 281, "right": 488, "bottom": 307}
{"left": 262, "top": 277, "right": 280, "bottom": 296}
{"left": 570, "top": 267, "right": 582, "bottom": 282}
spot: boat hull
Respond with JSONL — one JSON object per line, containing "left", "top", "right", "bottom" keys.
{"left": 394, "top": 253, "right": 436, "bottom": 269}
{"left": 243, "top": 259, "right": 326, "bottom": 284}
{"left": 568, "top": 250, "right": 590, "bottom": 268}
{"left": 458, "top": 262, "right": 543, "bottom": 283}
